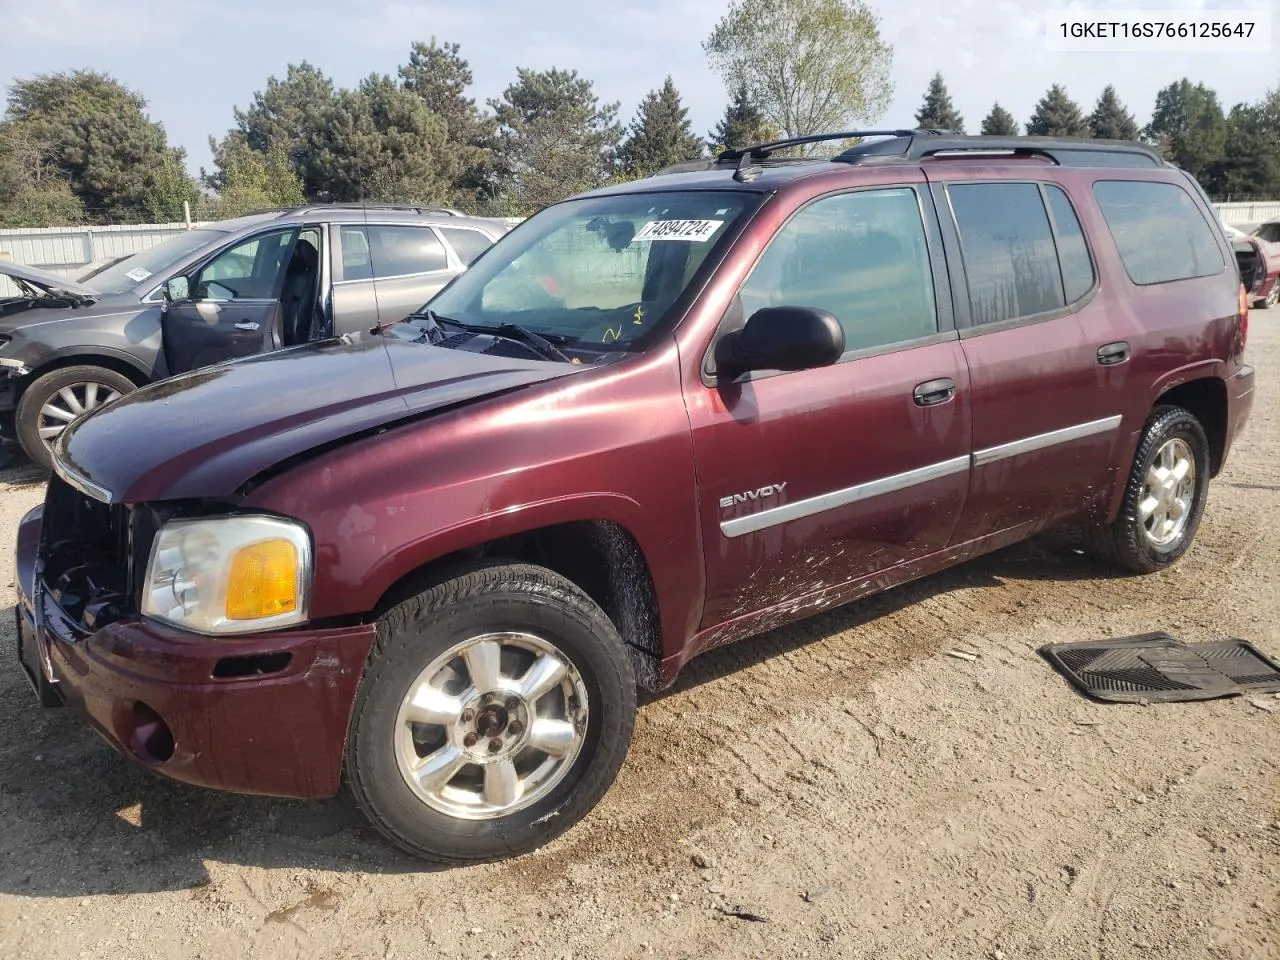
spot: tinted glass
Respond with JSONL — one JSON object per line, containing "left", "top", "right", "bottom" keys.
{"left": 1044, "top": 185, "right": 1094, "bottom": 303}
{"left": 341, "top": 225, "right": 448, "bottom": 279}
{"left": 738, "top": 188, "right": 937, "bottom": 352}
{"left": 428, "top": 190, "right": 755, "bottom": 350}
{"left": 1093, "top": 180, "right": 1223, "bottom": 285}
{"left": 193, "top": 229, "right": 296, "bottom": 300}
{"left": 440, "top": 227, "right": 493, "bottom": 266}
{"left": 950, "top": 182, "right": 1065, "bottom": 324}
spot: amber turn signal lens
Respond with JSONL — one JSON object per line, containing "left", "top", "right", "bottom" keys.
{"left": 225, "top": 538, "right": 300, "bottom": 621}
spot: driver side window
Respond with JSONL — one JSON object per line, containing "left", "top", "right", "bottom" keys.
{"left": 193, "top": 229, "right": 298, "bottom": 301}
{"left": 737, "top": 188, "right": 938, "bottom": 354}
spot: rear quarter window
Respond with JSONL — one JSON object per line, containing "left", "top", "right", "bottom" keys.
{"left": 1092, "top": 180, "right": 1224, "bottom": 285}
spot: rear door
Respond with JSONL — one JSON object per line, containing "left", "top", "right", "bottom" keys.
{"left": 929, "top": 176, "right": 1124, "bottom": 543}
{"left": 330, "top": 223, "right": 456, "bottom": 332}
{"left": 161, "top": 227, "right": 298, "bottom": 374}
{"left": 686, "top": 182, "right": 972, "bottom": 630}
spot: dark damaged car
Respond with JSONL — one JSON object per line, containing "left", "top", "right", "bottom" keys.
{"left": 0, "top": 205, "right": 506, "bottom": 469}
{"left": 14, "top": 132, "right": 1254, "bottom": 864}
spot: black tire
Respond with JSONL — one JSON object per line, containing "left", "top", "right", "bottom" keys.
{"left": 346, "top": 561, "right": 637, "bottom": 864}
{"left": 15, "top": 365, "right": 137, "bottom": 470}
{"left": 1083, "top": 405, "right": 1210, "bottom": 574}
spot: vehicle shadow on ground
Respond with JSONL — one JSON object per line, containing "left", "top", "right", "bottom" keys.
{"left": 0, "top": 531, "right": 1122, "bottom": 896}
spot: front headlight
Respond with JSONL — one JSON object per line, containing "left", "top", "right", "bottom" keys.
{"left": 141, "top": 516, "right": 312, "bottom": 635}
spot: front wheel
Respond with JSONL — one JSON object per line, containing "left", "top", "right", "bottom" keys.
{"left": 15, "top": 365, "right": 137, "bottom": 470}
{"left": 1083, "top": 405, "right": 1210, "bottom": 574}
{"left": 346, "top": 562, "right": 637, "bottom": 864}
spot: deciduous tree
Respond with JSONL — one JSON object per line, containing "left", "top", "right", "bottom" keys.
{"left": 1145, "top": 78, "right": 1227, "bottom": 182}
{"left": 703, "top": 0, "right": 893, "bottom": 140}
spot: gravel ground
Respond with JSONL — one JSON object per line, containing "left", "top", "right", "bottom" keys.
{"left": 0, "top": 321, "right": 1277, "bottom": 960}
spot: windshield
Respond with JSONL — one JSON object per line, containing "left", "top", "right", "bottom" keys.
{"left": 424, "top": 190, "right": 757, "bottom": 350}
{"left": 88, "top": 228, "right": 228, "bottom": 295}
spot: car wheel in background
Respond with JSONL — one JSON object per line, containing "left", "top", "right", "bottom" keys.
{"left": 16, "top": 365, "right": 137, "bottom": 471}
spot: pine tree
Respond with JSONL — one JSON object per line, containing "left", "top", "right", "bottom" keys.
{"left": 1088, "top": 85, "right": 1140, "bottom": 140}
{"left": 914, "top": 73, "right": 963, "bottom": 132}
{"left": 979, "top": 103, "right": 1019, "bottom": 136}
{"left": 1026, "top": 85, "right": 1089, "bottom": 137}
{"left": 708, "top": 82, "right": 777, "bottom": 154}
{"left": 618, "top": 77, "right": 704, "bottom": 177}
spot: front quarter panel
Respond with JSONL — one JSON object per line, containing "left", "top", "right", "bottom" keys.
{"left": 0, "top": 303, "right": 163, "bottom": 382}
{"left": 241, "top": 345, "right": 705, "bottom": 659}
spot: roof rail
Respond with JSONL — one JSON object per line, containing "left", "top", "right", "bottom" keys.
{"left": 718, "top": 128, "right": 953, "bottom": 163}
{"left": 833, "top": 134, "right": 1165, "bottom": 168}
{"left": 240, "top": 203, "right": 465, "bottom": 218}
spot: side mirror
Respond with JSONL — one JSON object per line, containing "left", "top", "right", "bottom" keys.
{"left": 714, "top": 306, "right": 844, "bottom": 378}
{"left": 162, "top": 276, "right": 190, "bottom": 303}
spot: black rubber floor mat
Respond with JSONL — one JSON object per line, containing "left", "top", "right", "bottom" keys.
{"left": 1040, "top": 632, "right": 1280, "bottom": 703}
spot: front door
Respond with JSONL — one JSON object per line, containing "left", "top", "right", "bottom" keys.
{"left": 685, "top": 185, "right": 972, "bottom": 631}
{"left": 162, "top": 227, "right": 300, "bottom": 373}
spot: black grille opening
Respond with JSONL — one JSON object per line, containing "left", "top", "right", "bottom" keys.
{"left": 41, "top": 476, "right": 141, "bottom": 632}
{"left": 212, "top": 652, "right": 292, "bottom": 679}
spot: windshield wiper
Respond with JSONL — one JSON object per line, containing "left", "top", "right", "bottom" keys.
{"left": 491, "top": 322, "right": 572, "bottom": 363}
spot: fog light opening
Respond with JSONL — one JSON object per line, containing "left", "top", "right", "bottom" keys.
{"left": 128, "top": 701, "right": 175, "bottom": 765}
{"left": 212, "top": 651, "right": 292, "bottom": 679}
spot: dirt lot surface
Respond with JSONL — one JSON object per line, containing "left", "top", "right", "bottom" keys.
{"left": 1, "top": 324, "right": 1278, "bottom": 960}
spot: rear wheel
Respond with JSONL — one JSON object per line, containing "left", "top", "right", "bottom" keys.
{"left": 346, "top": 562, "right": 636, "bottom": 864}
{"left": 1083, "top": 405, "right": 1210, "bottom": 574}
{"left": 15, "top": 365, "right": 137, "bottom": 470}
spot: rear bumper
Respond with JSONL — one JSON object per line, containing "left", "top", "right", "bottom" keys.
{"left": 15, "top": 505, "right": 377, "bottom": 799}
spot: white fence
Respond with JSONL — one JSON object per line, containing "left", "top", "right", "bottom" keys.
{"left": 1215, "top": 201, "right": 1280, "bottom": 227}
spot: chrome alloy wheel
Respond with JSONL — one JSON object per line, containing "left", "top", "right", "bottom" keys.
{"left": 1138, "top": 438, "right": 1196, "bottom": 547}
{"left": 394, "top": 632, "right": 589, "bottom": 820}
{"left": 38, "top": 381, "right": 123, "bottom": 448}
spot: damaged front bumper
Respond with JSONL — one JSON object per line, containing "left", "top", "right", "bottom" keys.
{"left": 13, "top": 504, "right": 378, "bottom": 799}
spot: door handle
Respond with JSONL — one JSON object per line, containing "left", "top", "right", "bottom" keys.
{"left": 234, "top": 320, "right": 261, "bottom": 332}
{"left": 1097, "top": 341, "right": 1130, "bottom": 365}
{"left": 913, "top": 377, "right": 956, "bottom": 406}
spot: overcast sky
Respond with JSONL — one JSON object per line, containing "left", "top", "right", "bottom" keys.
{"left": 1, "top": 0, "right": 1276, "bottom": 178}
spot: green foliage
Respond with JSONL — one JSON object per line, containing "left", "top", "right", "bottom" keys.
{"left": 399, "top": 39, "right": 495, "bottom": 204}
{"left": 207, "top": 137, "right": 305, "bottom": 218}
{"left": 1025, "top": 84, "right": 1089, "bottom": 137}
{"left": 703, "top": 0, "right": 893, "bottom": 139}
{"left": 1212, "top": 95, "right": 1280, "bottom": 199}
{"left": 310, "top": 74, "right": 453, "bottom": 204}
{"left": 708, "top": 82, "right": 778, "bottom": 154}
{"left": 488, "top": 68, "right": 623, "bottom": 213}
{"left": 915, "top": 73, "right": 963, "bottom": 133}
{"left": 1145, "top": 79, "right": 1226, "bottom": 183}
{"left": 3, "top": 69, "right": 196, "bottom": 223}
{"left": 0, "top": 125, "right": 85, "bottom": 227}
{"left": 231, "top": 62, "right": 336, "bottom": 197}
{"left": 618, "top": 77, "right": 704, "bottom": 177}
{"left": 979, "top": 103, "right": 1019, "bottom": 136}
{"left": 1087, "top": 85, "right": 1139, "bottom": 140}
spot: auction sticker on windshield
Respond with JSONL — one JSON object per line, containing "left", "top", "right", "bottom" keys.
{"left": 633, "top": 219, "right": 724, "bottom": 242}
{"left": 125, "top": 267, "right": 152, "bottom": 283}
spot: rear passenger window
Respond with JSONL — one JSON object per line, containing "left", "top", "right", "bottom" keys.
{"left": 1092, "top": 181, "right": 1223, "bottom": 285}
{"left": 737, "top": 187, "right": 938, "bottom": 353}
{"left": 1044, "top": 186, "right": 1094, "bottom": 303}
{"left": 949, "top": 183, "right": 1065, "bottom": 324}
{"left": 340, "top": 225, "right": 449, "bottom": 280}
{"left": 440, "top": 228, "right": 493, "bottom": 266}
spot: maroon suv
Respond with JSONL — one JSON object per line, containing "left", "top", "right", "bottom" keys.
{"left": 14, "top": 132, "right": 1255, "bottom": 864}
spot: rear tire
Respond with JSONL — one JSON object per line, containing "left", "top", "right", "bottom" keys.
{"left": 346, "top": 562, "right": 636, "bottom": 864}
{"left": 1083, "top": 405, "right": 1210, "bottom": 574}
{"left": 15, "top": 365, "right": 137, "bottom": 470}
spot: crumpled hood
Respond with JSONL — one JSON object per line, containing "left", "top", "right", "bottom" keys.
{"left": 0, "top": 261, "right": 99, "bottom": 299}
{"left": 57, "top": 335, "right": 581, "bottom": 503}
